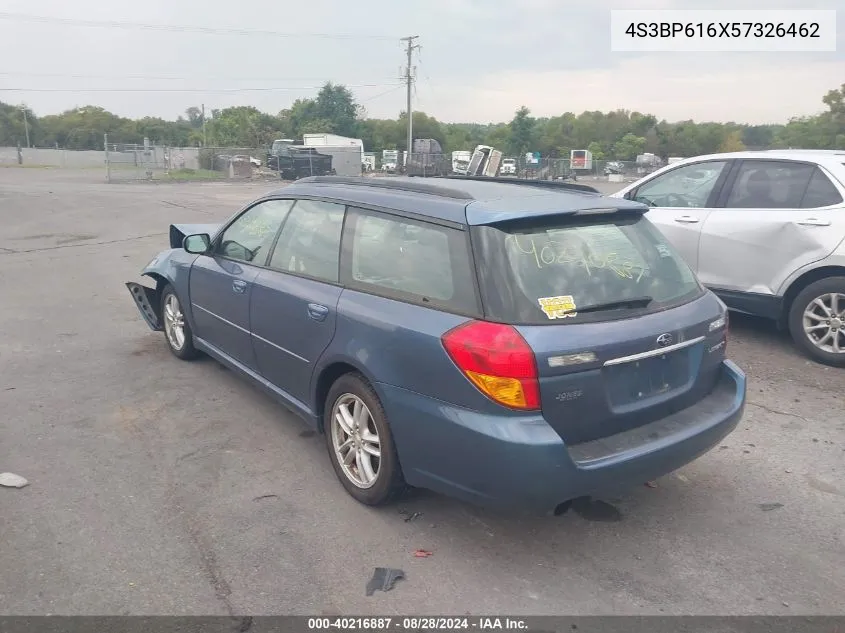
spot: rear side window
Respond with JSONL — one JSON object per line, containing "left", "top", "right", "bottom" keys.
{"left": 725, "top": 160, "right": 814, "bottom": 209}
{"left": 801, "top": 168, "right": 843, "bottom": 208}
{"left": 472, "top": 215, "right": 703, "bottom": 325}
{"left": 342, "top": 208, "right": 480, "bottom": 315}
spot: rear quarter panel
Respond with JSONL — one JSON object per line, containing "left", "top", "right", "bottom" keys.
{"left": 314, "top": 290, "right": 518, "bottom": 415}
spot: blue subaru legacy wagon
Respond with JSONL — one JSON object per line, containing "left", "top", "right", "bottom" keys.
{"left": 127, "top": 175, "right": 746, "bottom": 514}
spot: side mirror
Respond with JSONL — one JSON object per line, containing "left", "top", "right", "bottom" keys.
{"left": 183, "top": 233, "right": 211, "bottom": 254}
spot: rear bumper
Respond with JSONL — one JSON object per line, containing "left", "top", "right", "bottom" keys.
{"left": 126, "top": 282, "right": 162, "bottom": 331}
{"left": 379, "top": 359, "right": 746, "bottom": 513}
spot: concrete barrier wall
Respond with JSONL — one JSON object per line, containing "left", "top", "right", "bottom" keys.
{"left": 0, "top": 147, "right": 108, "bottom": 168}
{"left": 0, "top": 146, "right": 202, "bottom": 170}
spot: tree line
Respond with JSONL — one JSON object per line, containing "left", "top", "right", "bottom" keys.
{"left": 1, "top": 82, "right": 843, "bottom": 161}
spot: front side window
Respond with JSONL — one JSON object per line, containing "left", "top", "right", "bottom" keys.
{"left": 216, "top": 199, "right": 294, "bottom": 264}
{"left": 724, "top": 160, "right": 815, "bottom": 209}
{"left": 268, "top": 199, "right": 345, "bottom": 283}
{"left": 472, "top": 214, "right": 703, "bottom": 325}
{"left": 344, "top": 209, "right": 479, "bottom": 315}
{"left": 633, "top": 161, "right": 728, "bottom": 208}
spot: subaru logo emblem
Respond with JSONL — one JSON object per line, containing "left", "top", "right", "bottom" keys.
{"left": 656, "top": 333, "right": 674, "bottom": 347}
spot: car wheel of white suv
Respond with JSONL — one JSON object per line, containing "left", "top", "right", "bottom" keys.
{"left": 788, "top": 276, "right": 845, "bottom": 368}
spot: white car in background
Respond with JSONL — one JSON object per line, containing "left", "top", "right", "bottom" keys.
{"left": 612, "top": 150, "right": 845, "bottom": 367}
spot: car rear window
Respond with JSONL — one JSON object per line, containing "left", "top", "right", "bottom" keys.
{"left": 471, "top": 214, "right": 704, "bottom": 325}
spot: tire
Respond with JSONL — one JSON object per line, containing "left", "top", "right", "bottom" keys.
{"left": 787, "top": 276, "right": 845, "bottom": 368}
{"left": 323, "top": 372, "right": 406, "bottom": 506}
{"left": 160, "top": 284, "right": 200, "bottom": 361}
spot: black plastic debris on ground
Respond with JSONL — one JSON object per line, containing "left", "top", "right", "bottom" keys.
{"left": 366, "top": 567, "right": 405, "bottom": 596}
{"left": 758, "top": 502, "right": 784, "bottom": 512}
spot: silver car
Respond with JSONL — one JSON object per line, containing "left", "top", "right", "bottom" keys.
{"left": 612, "top": 150, "right": 845, "bottom": 367}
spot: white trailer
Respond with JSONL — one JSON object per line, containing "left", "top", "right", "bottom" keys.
{"left": 570, "top": 149, "right": 593, "bottom": 171}
{"left": 302, "top": 134, "right": 364, "bottom": 177}
{"left": 302, "top": 134, "right": 363, "bottom": 148}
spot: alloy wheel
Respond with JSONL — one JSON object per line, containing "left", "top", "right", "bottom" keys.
{"left": 802, "top": 292, "right": 845, "bottom": 354}
{"left": 330, "top": 394, "right": 381, "bottom": 489}
{"left": 163, "top": 294, "right": 186, "bottom": 351}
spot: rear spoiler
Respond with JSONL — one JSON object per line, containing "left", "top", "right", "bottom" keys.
{"left": 169, "top": 223, "right": 221, "bottom": 249}
{"left": 441, "top": 175, "right": 601, "bottom": 194}
{"left": 466, "top": 201, "right": 649, "bottom": 227}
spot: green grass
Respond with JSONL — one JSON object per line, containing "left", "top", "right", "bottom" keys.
{"left": 161, "top": 168, "right": 224, "bottom": 181}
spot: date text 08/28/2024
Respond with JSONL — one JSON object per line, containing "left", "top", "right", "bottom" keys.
{"left": 307, "top": 617, "right": 528, "bottom": 631}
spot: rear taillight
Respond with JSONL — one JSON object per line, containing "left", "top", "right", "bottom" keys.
{"left": 441, "top": 320, "right": 540, "bottom": 410}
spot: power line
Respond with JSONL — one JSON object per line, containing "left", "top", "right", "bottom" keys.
{"left": 359, "top": 85, "right": 406, "bottom": 103}
{"left": 0, "top": 83, "right": 404, "bottom": 94}
{"left": 0, "top": 11, "right": 396, "bottom": 40}
{"left": 0, "top": 71, "right": 398, "bottom": 83}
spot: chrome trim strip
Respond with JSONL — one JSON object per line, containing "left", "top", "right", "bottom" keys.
{"left": 603, "top": 336, "right": 705, "bottom": 367}
{"left": 192, "top": 304, "right": 250, "bottom": 334}
{"left": 192, "top": 303, "right": 310, "bottom": 363}
{"left": 251, "top": 332, "right": 309, "bottom": 364}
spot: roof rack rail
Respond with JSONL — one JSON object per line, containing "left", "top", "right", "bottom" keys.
{"left": 439, "top": 175, "right": 600, "bottom": 194}
{"left": 760, "top": 149, "right": 845, "bottom": 154}
{"left": 293, "top": 175, "right": 475, "bottom": 200}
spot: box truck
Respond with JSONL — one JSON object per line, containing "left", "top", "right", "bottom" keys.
{"left": 405, "top": 139, "right": 451, "bottom": 177}
{"left": 451, "top": 150, "right": 472, "bottom": 175}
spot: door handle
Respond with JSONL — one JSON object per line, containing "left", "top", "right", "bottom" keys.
{"left": 232, "top": 279, "right": 248, "bottom": 294}
{"left": 674, "top": 215, "right": 699, "bottom": 224}
{"left": 797, "top": 218, "right": 831, "bottom": 227}
{"left": 307, "top": 303, "right": 329, "bottom": 322}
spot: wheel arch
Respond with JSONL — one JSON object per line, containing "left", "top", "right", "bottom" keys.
{"left": 312, "top": 359, "right": 379, "bottom": 433}
{"left": 778, "top": 265, "right": 845, "bottom": 327}
{"left": 142, "top": 271, "right": 169, "bottom": 295}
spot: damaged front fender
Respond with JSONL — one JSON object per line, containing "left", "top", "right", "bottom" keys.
{"left": 127, "top": 247, "right": 198, "bottom": 332}
{"left": 126, "top": 281, "right": 162, "bottom": 331}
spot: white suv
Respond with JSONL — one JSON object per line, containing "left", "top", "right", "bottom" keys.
{"left": 612, "top": 150, "right": 845, "bottom": 367}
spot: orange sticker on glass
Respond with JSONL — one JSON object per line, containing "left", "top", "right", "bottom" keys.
{"left": 538, "top": 295, "right": 577, "bottom": 319}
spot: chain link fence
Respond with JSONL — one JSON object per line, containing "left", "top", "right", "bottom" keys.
{"left": 106, "top": 143, "right": 375, "bottom": 183}
{"left": 104, "top": 143, "right": 281, "bottom": 183}
{"left": 370, "top": 154, "right": 659, "bottom": 184}
{"left": 2, "top": 140, "right": 665, "bottom": 187}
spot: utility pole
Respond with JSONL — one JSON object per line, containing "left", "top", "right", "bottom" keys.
{"left": 21, "top": 106, "right": 31, "bottom": 148}
{"left": 401, "top": 36, "right": 419, "bottom": 159}
{"left": 201, "top": 103, "right": 207, "bottom": 147}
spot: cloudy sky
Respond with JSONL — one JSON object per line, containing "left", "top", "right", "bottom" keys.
{"left": 0, "top": 0, "right": 841, "bottom": 125}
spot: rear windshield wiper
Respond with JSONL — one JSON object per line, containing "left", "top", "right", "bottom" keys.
{"left": 564, "top": 296, "right": 654, "bottom": 315}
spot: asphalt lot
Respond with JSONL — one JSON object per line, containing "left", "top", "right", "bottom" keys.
{"left": 1, "top": 168, "right": 843, "bottom": 616}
